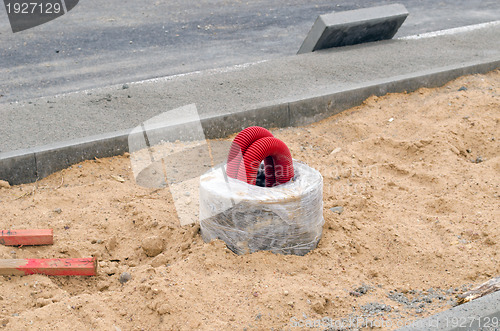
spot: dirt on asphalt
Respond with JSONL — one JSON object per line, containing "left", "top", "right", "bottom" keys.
{"left": 0, "top": 69, "right": 498, "bottom": 330}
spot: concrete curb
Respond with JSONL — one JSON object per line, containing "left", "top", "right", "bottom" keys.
{"left": 397, "top": 290, "right": 500, "bottom": 330}
{"left": 0, "top": 58, "right": 498, "bottom": 185}
{"left": 297, "top": 4, "right": 408, "bottom": 54}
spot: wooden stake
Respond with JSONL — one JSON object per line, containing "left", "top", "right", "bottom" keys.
{"left": 0, "top": 229, "right": 53, "bottom": 246}
{"left": 457, "top": 276, "right": 500, "bottom": 304}
{"left": 0, "top": 258, "right": 97, "bottom": 276}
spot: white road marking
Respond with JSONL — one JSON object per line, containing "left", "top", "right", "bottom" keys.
{"left": 60, "top": 0, "right": 68, "bottom": 13}
{"left": 41, "top": 60, "right": 269, "bottom": 100}
{"left": 130, "top": 60, "right": 269, "bottom": 86}
{"left": 399, "top": 20, "right": 500, "bottom": 40}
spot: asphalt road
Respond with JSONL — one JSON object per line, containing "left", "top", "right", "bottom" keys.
{"left": 0, "top": 0, "right": 499, "bottom": 103}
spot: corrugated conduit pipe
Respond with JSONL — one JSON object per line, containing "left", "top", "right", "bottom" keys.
{"left": 226, "top": 126, "right": 294, "bottom": 187}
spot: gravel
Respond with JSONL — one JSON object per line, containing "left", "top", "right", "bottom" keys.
{"left": 360, "top": 302, "right": 392, "bottom": 315}
{"left": 349, "top": 284, "right": 371, "bottom": 297}
{"left": 387, "top": 285, "right": 471, "bottom": 313}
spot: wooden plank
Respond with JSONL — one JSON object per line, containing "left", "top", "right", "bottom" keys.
{"left": 0, "top": 229, "right": 53, "bottom": 246}
{"left": 0, "top": 258, "right": 97, "bottom": 276}
{"left": 457, "top": 276, "right": 500, "bottom": 304}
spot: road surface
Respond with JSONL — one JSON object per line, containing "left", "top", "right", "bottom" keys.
{"left": 0, "top": 0, "right": 499, "bottom": 103}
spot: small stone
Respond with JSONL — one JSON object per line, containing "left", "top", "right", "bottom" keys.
{"left": 388, "top": 117, "right": 394, "bottom": 122}
{"left": 111, "top": 175, "right": 125, "bottom": 183}
{"left": 122, "top": 84, "right": 129, "bottom": 90}
{"left": 53, "top": 208, "right": 62, "bottom": 214}
{"left": 458, "top": 86, "right": 468, "bottom": 91}
{"left": 141, "top": 236, "right": 165, "bottom": 257}
{"left": 119, "top": 272, "right": 132, "bottom": 284}
{"left": 107, "top": 236, "right": 117, "bottom": 251}
{"left": 0, "top": 180, "right": 10, "bottom": 189}
{"left": 466, "top": 148, "right": 472, "bottom": 153}
{"left": 475, "top": 156, "right": 483, "bottom": 163}
{"left": 330, "top": 147, "right": 342, "bottom": 155}
{"left": 151, "top": 253, "right": 168, "bottom": 267}
{"left": 283, "top": 290, "right": 289, "bottom": 296}
{"left": 330, "top": 206, "right": 344, "bottom": 214}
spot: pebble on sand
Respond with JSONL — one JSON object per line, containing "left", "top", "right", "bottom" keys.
{"left": 119, "top": 272, "right": 132, "bottom": 284}
{"left": 141, "top": 236, "right": 165, "bottom": 257}
{"left": 330, "top": 206, "right": 344, "bottom": 214}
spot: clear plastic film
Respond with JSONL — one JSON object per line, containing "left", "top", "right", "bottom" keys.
{"left": 199, "top": 161, "right": 324, "bottom": 255}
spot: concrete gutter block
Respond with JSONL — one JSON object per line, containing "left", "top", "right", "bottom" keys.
{"left": 298, "top": 4, "right": 409, "bottom": 54}
{"left": 288, "top": 94, "right": 336, "bottom": 127}
{"left": 201, "top": 103, "right": 290, "bottom": 139}
{"left": 289, "top": 59, "right": 500, "bottom": 127}
{"left": 34, "top": 130, "right": 130, "bottom": 180}
{"left": 288, "top": 85, "right": 379, "bottom": 127}
{"left": 144, "top": 120, "right": 205, "bottom": 145}
{"left": 0, "top": 150, "right": 37, "bottom": 185}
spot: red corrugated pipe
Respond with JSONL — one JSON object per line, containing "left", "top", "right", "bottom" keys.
{"left": 226, "top": 126, "right": 294, "bottom": 186}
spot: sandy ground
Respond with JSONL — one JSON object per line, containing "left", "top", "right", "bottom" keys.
{"left": 0, "top": 69, "right": 499, "bottom": 330}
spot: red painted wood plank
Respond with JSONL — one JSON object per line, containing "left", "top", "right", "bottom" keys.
{"left": 0, "top": 258, "right": 97, "bottom": 276}
{"left": 0, "top": 229, "right": 53, "bottom": 246}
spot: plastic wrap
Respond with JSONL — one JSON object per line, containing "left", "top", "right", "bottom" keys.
{"left": 199, "top": 161, "right": 324, "bottom": 255}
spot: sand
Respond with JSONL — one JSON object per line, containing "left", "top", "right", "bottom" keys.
{"left": 0, "top": 69, "right": 498, "bottom": 330}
